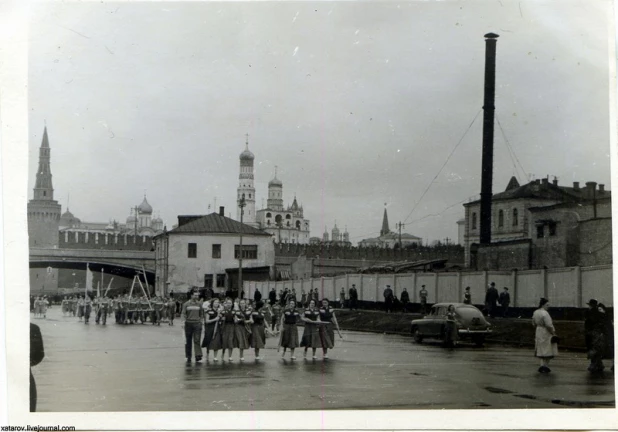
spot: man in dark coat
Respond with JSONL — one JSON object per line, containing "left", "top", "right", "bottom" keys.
{"left": 349, "top": 284, "right": 358, "bottom": 311}
{"left": 254, "top": 289, "right": 262, "bottom": 304}
{"left": 463, "top": 287, "right": 472, "bottom": 305}
{"left": 400, "top": 288, "right": 410, "bottom": 313}
{"left": 499, "top": 287, "right": 510, "bottom": 317}
{"left": 484, "top": 282, "right": 499, "bottom": 318}
{"left": 383, "top": 285, "right": 394, "bottom": 313}
{"left": 30, "top": 323, "right": 45, "bottom": 412}
{"left": 268, "top": 288, "right": 277, "bottom": 306}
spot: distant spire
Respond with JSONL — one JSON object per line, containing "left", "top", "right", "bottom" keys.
{"left": 245, "top": 133, "right": 249, "bottom": 149}
{"left": 41, "top": 126, "right": 49, "bottom": 148}
{"left": 33, "top": 125, "right": 54, "bottom": 200}
{"left": 274, "top": 165, "right": 278, "bottom": 178}
{"left": 380, "top": 204, "right": 390, "bottom": 236}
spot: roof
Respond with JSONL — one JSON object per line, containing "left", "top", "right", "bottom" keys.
{"left": 359, "top": 259, "right": 448, "bottom": 273}
{"left": 464, "top": 179, "right": 590, "bottom": 206}
{"left": 165, "top": 212, "right": 272, "bottom": 237}
{"left": 528, "top": 196, "right": 611, "bottom": 212}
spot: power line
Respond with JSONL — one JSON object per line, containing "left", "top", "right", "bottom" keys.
{"left": 403, "top": 109, "right": 482, "bottom": 225}
{"left": 496, "top": 114, "right": 529, "bottom": 181}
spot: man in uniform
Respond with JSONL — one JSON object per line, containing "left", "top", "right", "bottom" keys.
{"left": 182, "top": 290, "right": 204, "bottom": 363}
{"left": 268, "top": 287, "right": 277, "bottom": 306}
{"left": 484, "top": 282, "right": 499, "bottom": 318}
{"left": 419, "top": 285, "right": 428, "bottom": 315}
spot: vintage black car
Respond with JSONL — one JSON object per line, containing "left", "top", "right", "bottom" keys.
{"left": 410, "top": 302, "right": 491, "bottom": 346}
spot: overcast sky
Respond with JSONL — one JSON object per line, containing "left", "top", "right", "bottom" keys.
{"left": 28, "top": 0, "right": 613, "bottom": 244}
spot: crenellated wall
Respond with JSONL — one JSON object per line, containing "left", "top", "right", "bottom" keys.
{"left": 273, "top": 242, "right": 464, "bottom": 263}
{"left": 58, "top": 231, "right": 155, "bottom": 251}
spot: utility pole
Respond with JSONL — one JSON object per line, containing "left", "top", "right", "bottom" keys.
{"left": 238, "top": 193, "right": 246, "bottom": 298}
{"left": 396, "top": 222, "right": 405, "bottom": 248}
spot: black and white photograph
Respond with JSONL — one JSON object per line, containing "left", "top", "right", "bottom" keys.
{"left": 1, "top": 0, "right": 617, "bottom": 429}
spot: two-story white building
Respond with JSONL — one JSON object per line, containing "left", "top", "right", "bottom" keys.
{"left": 154, "top": 207, "right": 275, "bottom": 297}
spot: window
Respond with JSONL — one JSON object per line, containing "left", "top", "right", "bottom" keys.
{"left": 275, "top": 214, "right": 282, "bottom": 224}
{"left": 249, "top": 194, "right": 251, "bottom": 198}
{"left": 212, "top": 244, "right": 221, "bottom": 258}
{"left": 513, "top": 208, "right": 519, "bottom": 227}
{"left": 286, "top": 214, "right": 291, "bottom": 219}
{"left": 235, "top": 244, "right": 258, "bottom": 259}
{"left": 549, "top": 223, "right": 557, "bottom": 236}
{"left": 472, "top": 212, "right": 477, "bottom": 230}
{"left": 204, "top": 274, "right": 213, "bottom": 288}
{"left": 296, "top": 221, "right": 301, "bottom": 229}
{"left": 536, "top": 225, "right": 544, "bottom": 238}
{"left": 286, "top": 221, "right": 290, "bottom": 227}
{"left": 498, "top": 210, "right": 504, "bottom": 227}
{"left": 266, "top": 212, "right": 272, "bottom": 218}
{"left": 216, "top": 274, "right": 226, "bottom": 288}
{"left": 188, "top": 243, "right": 197, "bottom": 258}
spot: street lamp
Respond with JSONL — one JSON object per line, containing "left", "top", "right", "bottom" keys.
{"left": 72, "top": 272, "right": 76, "bottom": 292}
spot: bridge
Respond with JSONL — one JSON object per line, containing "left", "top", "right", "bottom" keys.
{"left": 29, "top": 248, "right": 156, "bottom": 282}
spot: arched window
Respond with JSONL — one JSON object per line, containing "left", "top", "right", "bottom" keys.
{"left": 266, "top": 212, "right": 271, "bottom": 218}
{"left": 498, "top": 210, "right": 504, "bottom": 227}
{"left": 513, "top": 208, "right": 519, "bottom": 227}
{"left": 472, "top": 212, "right": 477, "bottom": 230}
{"left": 275, "top": 214, "right": 282, "bottom": 224}
{"left": 296, "top": 220, "right": 301, "bottom": 229}
{"left": 287, "top": 221, "right": 290, "bottom": 227}
{"left": 286, "top": 214, "right": 291, "bottom": 219}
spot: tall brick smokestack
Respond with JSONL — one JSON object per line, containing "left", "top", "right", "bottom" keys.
{"left": 480, "top": 33, "right": 499, "bottom": 245}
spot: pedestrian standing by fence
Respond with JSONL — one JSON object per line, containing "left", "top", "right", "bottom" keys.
{"left": 339, "top": 287, "right": 346, "bottom": 309}
{"left": 463, "top": 287, "right": 472, "bottom": 305}
{"left": 485, "top": 282, "right": 499, "bottom": 318}
{"left": 532, "top": 297, "right": 558, "bottom": 374}
{"left": 181, "top": 290, "right": 204, "bottom": 363}
{"left": 383, "top": 285, "right": 394, "bottom": 313}
{"left": 348, "top": 284, "right": 358, "bottom": 311}
{"left": 400, "top": 288, "right": 410, "bottom": 313}
{"left": 499, "top": 287, "right": 510, "bottom": 317}
{"left": 419, "top": 285, "right": 428, "bottom": 315}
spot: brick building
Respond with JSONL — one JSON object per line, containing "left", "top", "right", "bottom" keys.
{"left": 464, "top": 176, "right": 611, "bottom": 270}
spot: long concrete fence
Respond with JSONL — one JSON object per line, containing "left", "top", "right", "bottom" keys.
{"left": 243, "top": 264, "right": 613, "bottom": 308}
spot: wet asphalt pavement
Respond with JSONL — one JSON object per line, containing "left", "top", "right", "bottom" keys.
{"left": 31, "top": 307, "right": 614, "bottom": 412}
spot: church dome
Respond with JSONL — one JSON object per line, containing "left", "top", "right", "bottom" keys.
{"left": 240, "top": 148, "right": 254, "bottom": 161}
{"left": 269, "top": 177, "right": 283, "bottom": 187}
{"left": 138, "top": 196, "right": 153, "bottom": 214}
{"left": 126, "top": 214, "right": 137, "bottom": 224}
{"left": 61, "top": 209, "right": 75, "bottom": 219}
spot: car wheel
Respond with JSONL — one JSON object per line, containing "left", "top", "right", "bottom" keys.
{"left": 473, "top": 335, "right": 485, "bottom": 347}
{"left": 413, "top": 328, "right": 423, "bottom": 344}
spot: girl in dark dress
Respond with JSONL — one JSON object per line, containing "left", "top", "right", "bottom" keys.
{"left": 444, "top": 304, "right": 459, "bottom": 348}
{"left": 319, "top": 298, "right": 343, "bottom": 359}
{"left": 250, "top": 301, "right": 267, "bottom": 360}
{"left": 301, "top": 299, "right": 324, "bottom": 359}
{"left": 201, "top": 298, "right": 222, "bottom": 361}
{"left": 233, "top": 299, "right": 252, "bottom": 362}
{"left": 219, "top": 300, "right": 236, "bottom": 362}
{"left": 280, "top": 300, "right": 301, "bottom": 360}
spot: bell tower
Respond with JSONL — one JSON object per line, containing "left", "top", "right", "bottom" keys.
{"left": 237, "top": 134, "right": 256, "bottom": 225}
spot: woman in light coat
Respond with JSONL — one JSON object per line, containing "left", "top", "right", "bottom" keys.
{"left": 532, "top": 297, "right": 558, "bottom": 373}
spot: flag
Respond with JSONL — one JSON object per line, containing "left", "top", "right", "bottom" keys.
{"left": 97, "top": 281, "right": 101, "bottom": 298}
{"left": 86, "top": 263, "right": 94, "bottom": 293}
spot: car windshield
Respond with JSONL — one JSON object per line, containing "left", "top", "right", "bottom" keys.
{"left": 455, "top": 306, "right": 483, "bottom": 320}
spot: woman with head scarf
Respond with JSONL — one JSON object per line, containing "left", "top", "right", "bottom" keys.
{"left": 532, "top": 298, "right": 558, "bottom": 373}
{"left": 279, "top": 299, "right": 301, "bottom": 360}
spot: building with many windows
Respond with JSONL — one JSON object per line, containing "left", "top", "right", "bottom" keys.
{"left": 154, "top": 207, "right": 275, "bottom": 297}
{"left": 463, "top": 176, "right": 611, "bottom": 269}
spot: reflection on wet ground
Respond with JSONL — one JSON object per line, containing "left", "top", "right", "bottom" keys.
{"left": 32, "top": 308, "right": 614, "bottom": 411}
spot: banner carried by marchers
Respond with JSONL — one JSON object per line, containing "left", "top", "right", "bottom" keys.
{"left": 86, "top": 263, "right": 94, "bottom": 294}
